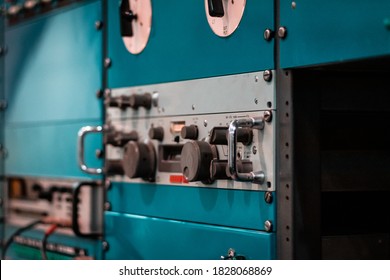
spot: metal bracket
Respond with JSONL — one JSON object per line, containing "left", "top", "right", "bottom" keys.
{"left": 228, "top": 117, "right": 265, "bottom": 184}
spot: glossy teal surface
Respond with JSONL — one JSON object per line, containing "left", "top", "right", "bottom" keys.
{"left": 4, "top": 225, "right": 102, "bottom": 260}
{"left": 108, "top": 182, "right": 275, "bottom": 231}
{"left": 105, "top": 212, "right": 276, "bottom": 260}
{"left": 5, "top": 0, "right": 103, "bottom": 124}
{"left": 107, "top": 0, "right": 274, "bottom": 88}
{"left": 5, "top": 121, "right": 102, "bottom": 179}
{"left": 280, "top": 0, "right": 390, "bottom": 67}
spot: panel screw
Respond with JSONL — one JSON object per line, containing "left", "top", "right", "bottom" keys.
{"left": 278, "top": 26, "right": 288, "bottom": 39}
{"left": 263, "top": 28, "right": 274, "bottom": 41}
{"left": 95, "top": 21, "right": 103, "bottom": 30}
{"left": 0, "top": 46, "right": 7, "bottom": 56}
{"left": 104, "top": 88, "right": 112, "bottom": 98}
{"left": 104, "top": 201, "right": 112, "bottom": 211}
{"left": 96, "top": 89, "right": 104, "bottom": 99}
{"left": 104, "top": 58, "right": 112, "bottom": 68}
{"left": 264, "top": 110, "right": 273, "bottom": 122}
{"left": 292, "top": 1, "right": 297, "bottom": 9}
{"left": 254, "top": 98, "right": 258, "bottom": 104}
{"left": 95, "top": 149, "right": 104, "bottom": 158}
{"left": 264, "top": 192, "right": 273, "bottom": 204}
{"left": 263, "top": 70, "right": 272, "bottom": 82}
{"left": 102, "top": 241, "right": 110, "bottom": 252}
{"left": 0, "top": 100, "right": 7, "bottom": 110}
{"left": 105, "top": 179, "right": 112, "bottom": 190}
{"left": 264, "top": 220, "right": 273, "bottom": 232}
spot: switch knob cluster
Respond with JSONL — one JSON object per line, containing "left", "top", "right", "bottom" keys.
{"left": 104, "top": 126, "right": 138, "bottom": 147}
{"left": 106, "top": 93, "right": 152, "bottom": 110}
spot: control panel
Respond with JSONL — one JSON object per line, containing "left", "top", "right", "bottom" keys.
{"left": 102, "top": 71, "right": 275, "bottom": 191}
{"left": 5, "top": 177, "right": 103, "bottom": 237}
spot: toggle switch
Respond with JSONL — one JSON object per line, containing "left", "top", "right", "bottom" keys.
{"left": 208, "top": 0, "right": 224, "bottom": 17}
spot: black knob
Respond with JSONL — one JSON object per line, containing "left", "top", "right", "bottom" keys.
{"left": 210, "top": 127, "right": 228, "bottom": 145}
{"left": 181, "top": 125, "right": 198, "bottom": 140}
{"left": 122, "top": 141, "right": 156, "bottom": 181}
{"left": 149, "top": 126, "right": 164, "bottom": 141}
{"left": 208, "top": 0, "right": 224, "bottom": 17}
{"left": 106, "top": 160, "right": 124, "bottom": 176}
{"left": 120, "top": 0, "right": 137, "bottom": 37}
{"left": 104, "top": 128, "right": 138, "bottom": 147}
{"left": 129, "top": 93, "right": 152, "bottom": 109}
{"left": 210, "top": 160, "right": 230, "bottom": 180}
{"left": 209, "top": 127, "right": 253, "bottom": 146}
{"left": 180, "top": 141, "right": 216, "bottom": 183}
{"left": 105, "top": 95, "right": 132, "bottom": 109}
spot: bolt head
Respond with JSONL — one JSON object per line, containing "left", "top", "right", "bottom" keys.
{"left": 104, "top": 58, "right": 112, "bottom": 68}
{"left": 95, "top": 149, "right": 104, "bottom": 158}
{"left": 263, "top": 70, "right": 273, "bottom": 82}
{"left": 96, "top": 89, "right": 104, "bottom": 99}
{"left": 264, "top": 110, "right": 273, "bottom": 122}
{"left": 263, "top": 28, "right": 274, "bottom": 41}
{"left": 95, "top": 21, "right": 103, "bottom": 30}
{"left": 278, "top": 27, "right": 287, "bottom": 39}
{"left": 264, "top": 220, "right": 273, "bottom": 232}
{"left": 104, "top": 201, "right": 112, "bottom": 211}
{"left": 102, "top": 241, "right": 110, "bottom": 251}
{"left": 264, "top": 192, "right": 273, "bottom": 204}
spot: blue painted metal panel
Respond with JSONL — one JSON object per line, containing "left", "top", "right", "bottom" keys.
{"left": 4, "top": 225, "right": 102, "bottom": 260}
{"left": 105, "top": 212, "right": 275, "bottom": 260}
{"left": 280, "top": 0, "right": 390, "bottom": 68}
{"left": 4, "top": 0, "right": 103, "bottom": 124}
{"left": 4, "top": 121, "right": 102, "bottom": 179}
{"left": 108, "top": 182, "right": 275, "bottom": 231}
{"left": 107, "top": 0, "right": 274, "bottom": 88}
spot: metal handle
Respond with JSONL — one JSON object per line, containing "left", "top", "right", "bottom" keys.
{"left": 228, "top": 117, "right": 265, "bottom": 184}
{"left": 77, "top": 126, "right": 103, "bottom": 175}
{"left": 72, "top": 181, "right": 101, "bottom": 238}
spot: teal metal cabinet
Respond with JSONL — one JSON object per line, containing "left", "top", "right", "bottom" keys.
{"left": 105, "top": 212, "right": 276, "bottom": 260}
{"left": 107, "top": 0, "right": 274, "bottom": 87}
{"left": 279, "top": 0, "right": 390, "bottom": 67}
{"left": 4, "top": 0, "right": 103, "bottom": 178}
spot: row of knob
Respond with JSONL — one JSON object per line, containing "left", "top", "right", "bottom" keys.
{"left": 104, "top": 125, "right": 255, "bottom": 184}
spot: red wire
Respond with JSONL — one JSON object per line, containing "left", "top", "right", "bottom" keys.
{"left": 45, "top": 224, "right": 58, "bottom": 235}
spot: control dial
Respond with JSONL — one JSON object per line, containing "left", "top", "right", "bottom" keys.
{"left": 120, "top": 0, "right": 152, "bottom": 54}
{"left": 149, "top": 126, "right": 164, "bottom": 141}
{"left": 180, "top": 141, "right": 217, "bottom": 183}
{"left": 122, "top": 141, "right": 156, "bottom": 181}
{"left": 205, "top": 0, "right": 246, "bottom": 37}
{"left": 181, "top": 125, "right": 198, "bottom": 140}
